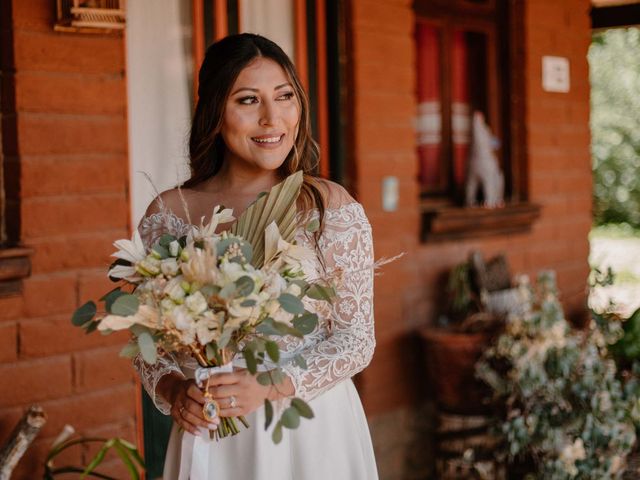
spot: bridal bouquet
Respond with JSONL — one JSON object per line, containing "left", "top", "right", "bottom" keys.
{"left": 71, "top": 172, "right": 335, "bottom": 443}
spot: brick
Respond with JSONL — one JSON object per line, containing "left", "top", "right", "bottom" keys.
{"left": 355, "top": 62, "right": 414, "bottom": 92}
{"left": 12, "top": 30, "right": 125, "bottom": 74}
{"left": 17, "top": 113, "right": 126, "bottom": 156}
{"left": 38, "top": 384, "right": 136, "bottom": 438}
{"left": 15, "top": 72, "right": 126, "bottom": 116}
{"left": 0, "top": 322, "right": 18, "bottom": 362}
{"left": 22, "top": 273, "right": 76, "bottom": 318}
{"left": 11, "top": 0, "right": 55, "bottom": 33}
{"left": 29, "top": 230, "right": 126, "bottom": 274}
{"left": 21, "top": 194, "right": 128, "bottom": 239}
{"left": 19, "top": 315, "right": 129, "bottom": 358}
{"left": 73, "top": 345, "right": 135, "bottom": 393}
{"left": 354, "top": 92, "right": 415, "bottom": 128}
{"left": 354, "top": 124, "right": 416, "bottom": 155}
{"left": 352, "top": 30, "right": 414, "bottom": 69}
{"left": 0, "top": 355, "right": 72, "bottom": 407}
{"left": 22, "top": 155, "right": 127, "bottom": 198}
{"left": 0, "top": 296, "right": 25, "bottom": 321}
{"left": 78, "top": 269, "right": 118, "bottom": 304}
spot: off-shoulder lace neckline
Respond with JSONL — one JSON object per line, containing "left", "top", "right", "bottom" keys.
{"left": 141, "top": 201, "right": 364, "bottom": 230}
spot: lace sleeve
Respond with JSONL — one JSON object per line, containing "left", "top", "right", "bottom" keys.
{"left": 132, "top": 212, "right": 191, "bottom": 415}
{"left": 282, "top": 203, "right": 376, "bottom": 402}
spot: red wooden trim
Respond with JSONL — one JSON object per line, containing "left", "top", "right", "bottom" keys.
{"left": 315, "top": 0, "right": 329, "bottom": 178}
{"left": 294, "top": 0, "right": 309, "bottom": 89}
{"left": 214, "top": 0, "right": 228, "bottom": 40}
{"left": 192, "top": 0, "right": 205, "bottom": 101}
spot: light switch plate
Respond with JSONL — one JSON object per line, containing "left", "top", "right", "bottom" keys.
{"left": 542, "top": 56, "right": 570, "bottom": 93}
{"left": 382, "top": 176, "right": 399, "bottom": 212}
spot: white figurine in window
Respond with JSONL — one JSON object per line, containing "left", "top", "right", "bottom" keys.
{"left": 465, "top": 111, "right": 504, "bottom": 208}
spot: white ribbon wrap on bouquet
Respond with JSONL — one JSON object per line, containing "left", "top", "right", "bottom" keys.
{"left": 179, "top": 362, "right": 234, "bottom": 480}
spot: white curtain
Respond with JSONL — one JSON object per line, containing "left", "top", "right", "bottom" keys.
{"left": 126, "top": 0, "right": 193, "bottom": 227}
{"left": 239, "top": 0, "right": 295, "bottom": 59}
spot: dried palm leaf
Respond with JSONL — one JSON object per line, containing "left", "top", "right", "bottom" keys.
{"left": 231, "top": 171, "right": 303, "bottom": 268}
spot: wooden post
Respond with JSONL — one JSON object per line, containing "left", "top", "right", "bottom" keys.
{"left": 0, "top": 406, "right": 47, "bottom": 480}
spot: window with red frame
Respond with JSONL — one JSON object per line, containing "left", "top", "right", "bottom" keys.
{"left": 415, "top": 0, "right": 509, "bottom": 204}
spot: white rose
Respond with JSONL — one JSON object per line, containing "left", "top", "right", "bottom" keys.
{"left": 185, "top": 291, "right": 208, "bottom": 315}
{"left": 219, "top": 260, "right": 245, "bottom": 283}
{"left": 161, "top": 258, "right": 179, "bottom": 277}
{"left": 196, "top": 311, "right": 222, "bottom": 345}
{"left": 160, "top": 297, "right": 175, "bottom": 313}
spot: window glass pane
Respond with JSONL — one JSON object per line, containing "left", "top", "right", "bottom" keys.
{"left": 416, "top": 23, "right": 445, "bottom": 193}
{"left": 239, "top": 0, "right": 295, "bottom": 60}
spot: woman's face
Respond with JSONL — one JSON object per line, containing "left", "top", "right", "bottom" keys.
{"left": 220, "top": 57, "right": 300, "bottom": 174}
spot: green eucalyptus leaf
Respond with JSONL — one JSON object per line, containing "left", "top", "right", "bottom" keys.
{"left": 256, "top": 318, "right": 281, "bottom": 336}
{"left": 257, "top": 372, "right": 272, "bottom": 386}
{"left": 265, "top": 341, "right": 280, "bottom": 363}
{"left": 102, "top": 288, "right": 127, "bottom": 313}
{"left": 235, "top": 276, "right": 255, "bottom": 297}
{"left": 152, "top": 244, "right": 170, "bottom": 259}
{"left": 272, "top": 421, "right": 283, "bottom": 444}
{"left": 281, "top": 407, "right": 300, "bottom": 429}
{"left": 137, "top": 332, "right": 157, "bottom": 364}
{"left": 84, "top": 320, "right": 100, "bottom": 334}
{"left": 270, "top": 368, "right": 285, "bottom": 384}
{"left": 111, "top": 295, "right": 140, "bottom": 317}
{"left": 274, "top": 321, "right": 303, "bottom": 338}
{"left": 293, "top": 354, "right": 308, "bottom": 370}
{"left": 158, "top": 234, "right": 177, "bottom": 247}
{"left": 72, "top": 301, "right": 96, "bottom": 327}
{"left": 243, "top": 349, "right": 258, "bottom": 374}
{"left": 264, "top": 399, "right": 274, "bottom": 430}
{"left": 119, "top": 343, "right": 140, "bottom": 358}
{"left": 293, "top": 313, "right": 318, "bottom": 335}
{"left": 291, "top": 398, "right": 314, "bottom": 419}
{"left": 306, "top": 284, "right": 336, "bottom": 302}
{"left": 278, "top": 293, "right": 305, "bottom": 314}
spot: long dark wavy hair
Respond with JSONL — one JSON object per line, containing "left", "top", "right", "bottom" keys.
{"left": 183, "top": 33, "right": 326, "bottom": 232}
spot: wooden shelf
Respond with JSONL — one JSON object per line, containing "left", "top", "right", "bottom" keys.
{"left": 0, "top": 246, "right": 33, "bottom": 297}
{"left": 421, "top": 202, "right": 541, "bottom": 242}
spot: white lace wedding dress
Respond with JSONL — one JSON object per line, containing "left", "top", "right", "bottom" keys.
{"left": 134, "top": 201, "right": 379, "bottom": 480}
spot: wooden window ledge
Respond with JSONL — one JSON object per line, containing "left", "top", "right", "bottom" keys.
{"left": 421, "top": 202, "right": 541, "bottom": 242}
{"left": 0, "top": 247, "right": 33, "bottom": 297}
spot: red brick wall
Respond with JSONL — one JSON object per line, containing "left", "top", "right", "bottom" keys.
{"left": 348, "top": 0, "right": 593, "bottom": 428}
{"left": 0, "top": 1, "right": 134, "bottom": 477}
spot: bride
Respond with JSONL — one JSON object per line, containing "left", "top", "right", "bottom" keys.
{"left": 135, "top": 33, "right": 378, "bottom": 479}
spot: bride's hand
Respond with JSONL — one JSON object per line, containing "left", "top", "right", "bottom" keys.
{"left": 158, "top": 375, "right": 220, "bottom": 435}
{"left": 207, "top": 369, "right": 295, "bottom": 417}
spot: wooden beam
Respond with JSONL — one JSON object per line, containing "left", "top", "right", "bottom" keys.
{"left": 592, "top": 3, "right": 640, "bottom": 28}
{"left": 214, "top": 0, "right": 228, "bottom": 40}
{"left": 294, "top": 0, "right": 309, "bottom": 90}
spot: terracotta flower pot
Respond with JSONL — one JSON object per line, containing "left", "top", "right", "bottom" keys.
{"left": 419, "top": 326, "right": 492, "bottom": 414}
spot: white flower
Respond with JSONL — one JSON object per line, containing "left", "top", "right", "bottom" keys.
{"left": 181, "top": 245, "right": 219, "bottom": 284}
{"left": 263, "top": 272, "right": 287, "bottom": 297}
{"left": 169, "top": 240, "right": 181, "bottom": 257}
{"left": 263, "top": 221, "right": 315, "bottom": 271}
{"left": 228, "top": 295, "right": 262, "bottom": 325}
{"left": 160, "top": 297, "right": 175, "bottom": 313}
{"left": 219, "top": 260, "right": 245, "bottom": 284}
{"left": 98, "top": 304, "right": 159, "bottom": 331}
{"left": 169, "top": 305, "right": 197, "bottom": 343}
{"left": 112, "top": 230, "right": 147, "bottom": 264}
{"left": 273, "top": 308, "right": 294, "bottom": 325}
{"left": 196, "top": 311, "right": 222, "bottom": 345}
{"left": 160, "top": 258, "right": 179, "bottom": 277}
{"left": 285, "top": 283, "right": 302, "bottom": 297}
{"left": 193, "top": 205, "right": 235, "bottom": 238}
{"left": 164, "top": 277, "right": 186, "bottom": 302}
{"left": 185, "top": 291, "right": 208, "bottom": 315}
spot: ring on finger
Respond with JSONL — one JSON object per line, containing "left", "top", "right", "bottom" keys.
{"left": 229, "top": 395, "right": 237, "bottom": 409}
{"left": 179, "top": 405, "right": 186, "bottom": 417}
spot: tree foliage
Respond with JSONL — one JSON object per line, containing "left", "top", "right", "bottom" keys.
{"left": 590, "top": 28, "right": 640, "bottom": 227}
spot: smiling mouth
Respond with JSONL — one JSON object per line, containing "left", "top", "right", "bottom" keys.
{"left": 251, "top": 134, "right": 284, "bottom": 145}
